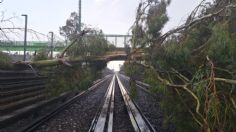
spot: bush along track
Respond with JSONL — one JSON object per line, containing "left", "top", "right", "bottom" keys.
{"left": 125, "top": 0, "right": 236, "bottom": 131}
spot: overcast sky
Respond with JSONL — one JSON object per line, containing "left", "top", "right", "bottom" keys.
{"left": 0, "top": 0, "right": 209, "bottom": 40}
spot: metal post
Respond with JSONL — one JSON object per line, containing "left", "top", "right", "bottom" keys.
{"left": 78, "top": 0, "right": 82, "bottom": 32}
{"left": 105, "top": 35, "right": 108, "bottom": 41}
{"left": 49, "top": 32, "right": 54, "bottom": 59}
{"left": 124, "top": 36, "right": 127, "bottom": 46}
{"left": 22, "top": 14, "right": 28, "bottom": 61}
{"left": 124, "top": 36, "right": 127, "bottom": 53}
{"left": 115, "top": 37, "right": 117, "bottom": 47}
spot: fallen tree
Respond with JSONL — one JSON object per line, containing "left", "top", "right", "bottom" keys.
{"left": 126, "top": 0, "right": 236, "bottom": 131}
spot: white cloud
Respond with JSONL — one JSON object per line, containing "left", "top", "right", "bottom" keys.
{"left": 111, "top": 0, "right": 120, "bottom": 6}
{"left": 95, "top": 0, "right": 106, "bottom": 3}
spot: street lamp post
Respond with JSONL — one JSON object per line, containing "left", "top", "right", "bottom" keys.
{"left": 49, "top": 32, "right": 54, "bottom": 59}
{"left": 22, "top": 14, "right": 28, "bottom": 61}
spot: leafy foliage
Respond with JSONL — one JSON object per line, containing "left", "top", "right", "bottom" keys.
{"left": 33, "top": 49, "right": 49, "bottom": 61}
{"left": 43, "top": 12, "right": 114, "bottom": 97}
{"left": 131, "top": 0, "right": 171, "bottom": 48}
{"left": 0, "top": 52, "right": 13, "bottom": 69}
{"left": 125, "top": 0, "right": 236, "bottom": 131}
{"left": 206, "top": 23, "right": 236, "bottom": 65}
{"left": 45, "top": 63, "right": 98, "bottom": 97}
{"left": 60, "top": 12, "right": 81, "bottom": 41}
{"left": 124, "top": 61, "right": 145, "bottom": 80}
{"left": 66, "top": 30, "right": 113, "bottom": 57}
{"left": 146, "top": 0, "right": 170, "bottom": 38}
{"left": 60, "top": 12, "right": 115, "bottom": 58}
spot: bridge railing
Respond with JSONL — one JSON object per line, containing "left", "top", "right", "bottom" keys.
{"left": 0, "top": 34, "right": 132, "bottom": 55}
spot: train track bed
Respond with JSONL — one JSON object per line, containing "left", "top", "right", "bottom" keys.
{"left": 0, "top": 91, "right": 76, "bottom": 132}
{"left": 90, "top": 75, "right": 154, "bottom": 132}
{"left": 0, "top": 69, "right": 111, "bottom": 132}
{"left": 32, "top": 77, "right": 112, "bottom": 132}
{"left": 118, "top": 74, "right": 175, "bottom": 132}
{"left": 2, "top": 73, "right": 157, "bottom": 132}
{"left": 113, "top": 77, "right": 134, "bottom": 132}
{"left": 0, "top": 69, "right": 48, "bottom": 131}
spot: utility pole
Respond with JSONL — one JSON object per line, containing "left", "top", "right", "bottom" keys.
{"left": 49, "top": 32, "right": 54, "bottom": 59}
{"left": 22, "top": 14, "right": 28, "bottom": 61}
{"left": 78, "top": 0, "right": 82, "bottom": 32}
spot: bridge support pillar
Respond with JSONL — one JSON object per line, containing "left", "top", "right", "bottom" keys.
{"left": 115, "top": 37, "right": 117, "bottom": 47}
{"left": 49, "top": 32, "right": 54, "bottom": 59}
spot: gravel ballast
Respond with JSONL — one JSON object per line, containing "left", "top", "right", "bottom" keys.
{"left": 34, "top": 77, "right": 112, "bottom": 132}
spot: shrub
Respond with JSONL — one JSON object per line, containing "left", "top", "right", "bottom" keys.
{"left": 0, "top": 52, "right": 13, "bottom": 69}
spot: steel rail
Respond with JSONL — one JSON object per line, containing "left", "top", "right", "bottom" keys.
{"left": 116, "top": 74, "right": 155, "bottom": 132}
{"left": 107, "top": 75, "right": 115, "bottom": 132}
{"left": 117, "top": 74, "right": 158, "bottom": 131}
{"left": 119, "top": 74, "right": 150, "bottom": 88}
{"left": 118, "top": 74, "right": 153, "bottom": 95}
{"left": 19, "top": 74, "right": 112, "bottom": 132}
{"left": 90, "top": 74, "right": 155, "bottom": 132}
{"left": 89, "top": 75, "right": 115, "bottom": 132}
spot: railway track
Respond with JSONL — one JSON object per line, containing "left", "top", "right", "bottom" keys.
{"left": 0, "top": 70, "right": 47, "bottom": 128}
{"left": 117, "top": 74, "right": 175, "bottom": 132}
{"left": 20, "top": 75, "right": 112, "bottom": 132}
{"left": 16, "top": 74, "right": 155, "bottom": 132}
{"left": 89, "top": 74, "right": 155, "bottom": 132}
{"left": 118, "top": 74, "right": 155, "bottom": 96}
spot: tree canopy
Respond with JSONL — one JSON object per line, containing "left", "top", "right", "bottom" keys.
{"left": 59, "top": 12, "right": 115, "bottom": 58}
{"left": 125, "top": 0, "right": 236, "bottom": 131}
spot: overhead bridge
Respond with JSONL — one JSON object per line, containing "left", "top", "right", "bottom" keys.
{"left": 103, "top": 49, "right": 144, "bottom": 61}
{"left": 26, "top": 49, "right": 144, "bottom": 68}
{"left": 0, "top": 34, "right": 132, "bottom": 52}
